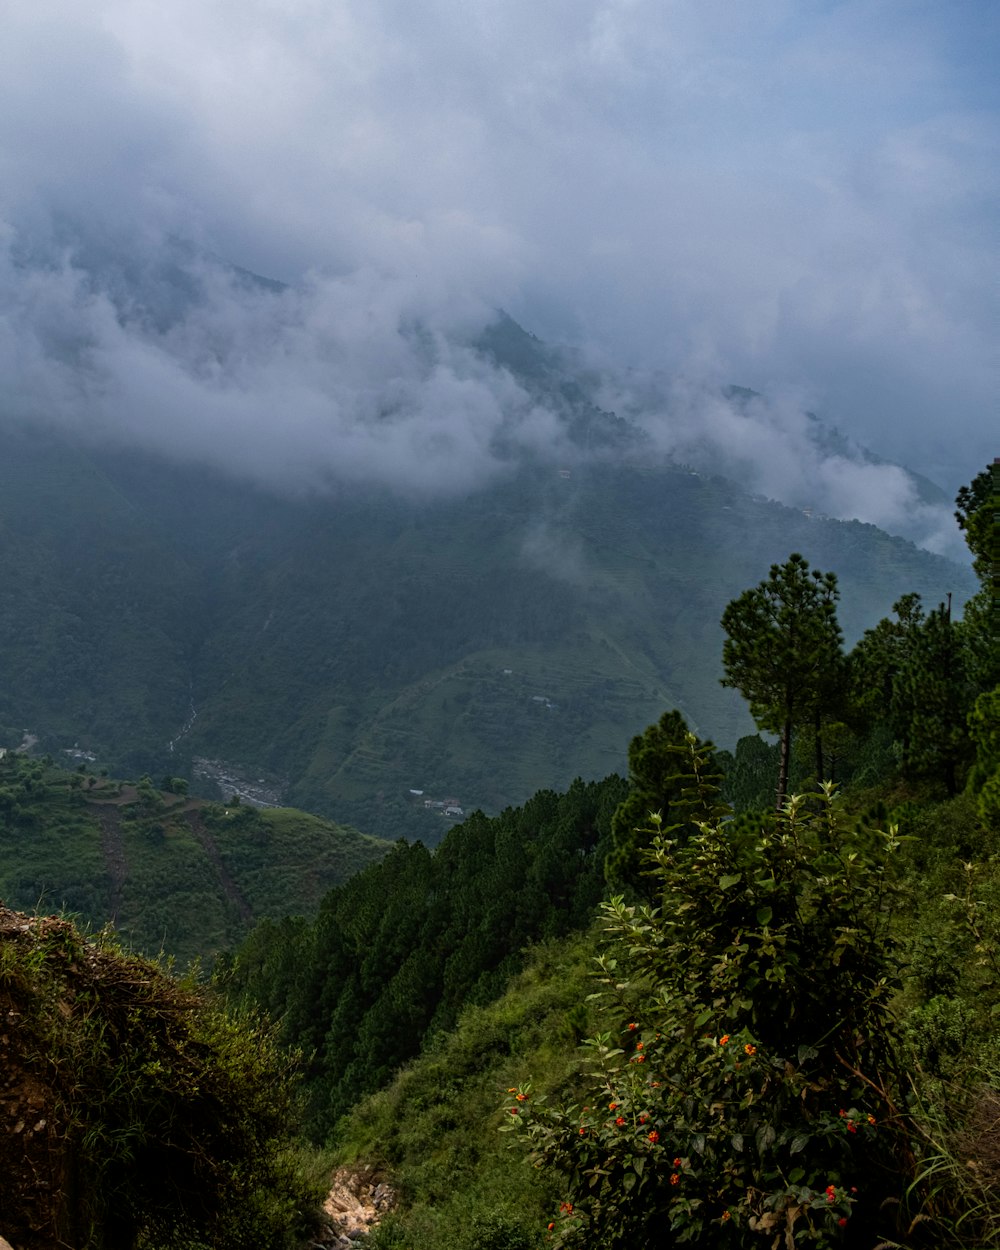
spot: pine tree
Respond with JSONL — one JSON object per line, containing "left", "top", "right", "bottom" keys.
{"left": 849, "top": 593, "right": 925, "bottom": 749}
{"left": 606, "top": 710, "right": 722, "bottom": 893}
{"left": 720, "top": 554, "right": 843, "bottom": 807}
{"left": 954, "top": 463, "right": 997, "bottom": 582}
{"left": 898, "top": 602, "right": 973, "bottom": 796}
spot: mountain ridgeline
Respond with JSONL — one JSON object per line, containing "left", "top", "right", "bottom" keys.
{"left": 0, "top": 312, "right": 975, "bottom": 841}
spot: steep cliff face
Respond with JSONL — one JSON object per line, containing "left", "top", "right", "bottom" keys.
{"left": 0, "top": 908, "right": 314, "bottom": 1250}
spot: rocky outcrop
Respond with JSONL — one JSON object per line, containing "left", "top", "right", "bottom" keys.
{"left": 321, "top": 1167, "right": 397, "bottom": 1247}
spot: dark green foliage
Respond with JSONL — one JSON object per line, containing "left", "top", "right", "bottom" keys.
{"left": 961, "top": 587, "right": 1000, "bottom": 694}
{"left": 955, "top": 464, "right": 996, "bottom": 581}
{"left": 721, "top": 554, "right": 844, "bottom": 804}
{"left": 849, "top": 592, "right": 925, "bottom": 738}
{"left": 970, "top": 687, "right": 1000, "bottom": 826}
{"left": 720, "top": 733, "right": 781, "bottom": 812}
{"left": 505, "top": 748, "right": 908, "bottom": 1248}
{"left": 605, "top": 710, "right": 723, "bottom": 892}
{"left": 227, "top": 775, "right": 626, "bottom": 1134}
{"left": 897, "top": 603, "right": 975, "bottom": 795}
{"left": 844, "top": 481, "right": 997, "bottom": 796}
{"left": 0, "top": 909, "right": 323, "bottom": 1250}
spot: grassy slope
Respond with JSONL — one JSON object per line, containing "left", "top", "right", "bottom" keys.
{"left": 0, "top": 757, "right": 390, "bottom": 965}
{"left": 324, "top": 786, "right": 1000, "bottom": 1250}
{"left": 332, "top": 931, "right": 601, "bottom": 1250}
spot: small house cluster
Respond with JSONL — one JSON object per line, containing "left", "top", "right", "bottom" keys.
{"left": 410, "top": 789, "right": 465, "bottom": 819}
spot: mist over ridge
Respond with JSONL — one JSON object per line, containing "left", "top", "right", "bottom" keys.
{"left": 0, "top": 223, "right": 974, "bottom": 562}
{"left": 1, "top": 0, "right": 996, "bottom": 546}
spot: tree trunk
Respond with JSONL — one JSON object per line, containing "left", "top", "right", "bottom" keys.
{"left": 777, "top": 719, "right": 792, "bottom": 809}
{"left": 814, "top": 708, "right": 824, "bottom": 785}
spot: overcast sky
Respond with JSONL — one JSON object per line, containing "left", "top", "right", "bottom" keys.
{"left": 0, "top": 0, "right": 996, "bottom": 541}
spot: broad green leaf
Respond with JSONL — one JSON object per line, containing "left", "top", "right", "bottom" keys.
{"left": 756, "top": 905, "right": 773, "bottom": 926}
{"left": 790, "top": 1134, "right": 809, "bottom": 1154}
{"left": 718, "top": 873, "right": 742, "bottom": 891}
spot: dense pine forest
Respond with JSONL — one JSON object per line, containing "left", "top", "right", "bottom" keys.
{"left": 2, "top": 462, "right": 999, "bottom": 1249}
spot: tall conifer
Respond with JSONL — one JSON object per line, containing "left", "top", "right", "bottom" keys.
{"left": 720, "top": 553, "right": 843, "bottom": 806}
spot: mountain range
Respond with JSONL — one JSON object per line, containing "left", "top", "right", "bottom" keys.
{"left": 0, "top": 285, "right": 977, "bottom": 840}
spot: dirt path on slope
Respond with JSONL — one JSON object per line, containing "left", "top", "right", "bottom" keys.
{"left": 184, "top": 810, "right": 254, "bottom": 926}
{"left": 93, "top": 805, "right": 126, "bottom": 924}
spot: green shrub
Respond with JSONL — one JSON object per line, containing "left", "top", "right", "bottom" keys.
{"left": 504, "top": 741, "right": 909, "bottom": 1248}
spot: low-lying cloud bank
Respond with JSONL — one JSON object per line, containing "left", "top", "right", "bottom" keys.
{"left": 0, "top": 227, "right": 967, "bottom": 559}
{"left": 1, "top": 0, "right": 995, "bottom": 559}
{"left": 0, "top": 230, "right": 563, "bottom": 495}
{"left": 596, "top": 372, "right": 965, "bottom": 558}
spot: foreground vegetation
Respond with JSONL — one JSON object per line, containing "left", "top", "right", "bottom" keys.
{"left": 0, "top": 907, "right": 325, "bottom": 1250}
{"left": 332, "top": 776, "right": 1000, "bottom": 1249}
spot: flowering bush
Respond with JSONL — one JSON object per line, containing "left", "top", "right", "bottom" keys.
{"left": 502, "top": 742, "right": 908, "bottom": 1247}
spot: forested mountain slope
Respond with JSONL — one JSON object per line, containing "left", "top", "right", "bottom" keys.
{"left": 226, "top": 773, "right": 625, "bottom": 1131}
{"left": 0, "top": 411, "right": 972, "bottom": 839}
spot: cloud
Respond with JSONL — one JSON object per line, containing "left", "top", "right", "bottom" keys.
{"left": 597, "top": 372, "right": 966, "bottom": 558}
{"left": 0, "top": 236, "right": 571, "bottom": 494}
{"left": 0, "top": 0, "right": 995, "bottom": 527}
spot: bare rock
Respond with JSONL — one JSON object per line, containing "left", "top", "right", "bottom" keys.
{"left": 322, "top": 1166, "right": 397, "bottom": 1245}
